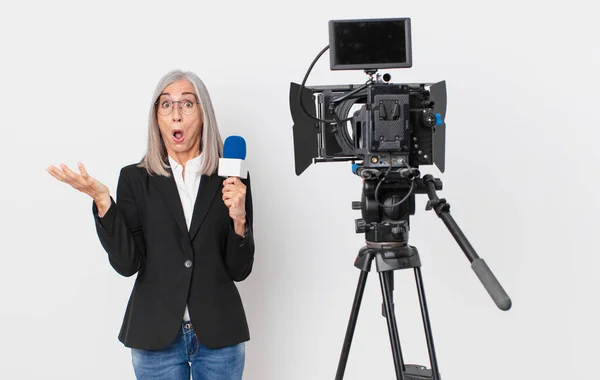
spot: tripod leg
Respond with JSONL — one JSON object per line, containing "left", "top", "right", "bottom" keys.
{"left": 381, "top": 271, "right": 405, "bottom": 367}
{"left": 335, "top": 270, "right": 370, "bottom": 380}
{"left": 380, "top": 271, "right": 406, "bottom": 380}
{"left": 414, "top": 267, "right": 441, "bottom": 380}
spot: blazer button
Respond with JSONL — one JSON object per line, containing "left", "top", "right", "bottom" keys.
{"left": 184, "top": 260, "right": 193, "bottom": 268}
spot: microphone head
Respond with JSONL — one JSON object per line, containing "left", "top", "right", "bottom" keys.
{"left": 223, "top": 136, "right": 246, "bottom": 160}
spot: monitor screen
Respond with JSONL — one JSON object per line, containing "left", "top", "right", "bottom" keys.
{"left": 329, "top": 18, "right": 412, "bottom": 70}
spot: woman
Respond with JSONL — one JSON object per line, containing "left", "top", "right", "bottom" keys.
{"left": 46, "top": 69, "right": 254, "bottom": 380}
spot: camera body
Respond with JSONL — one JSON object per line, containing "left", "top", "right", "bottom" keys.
{"left": 290, "top": 17, "right": 447, "bottom": 176}
{"left": 315, "top": 80, "right": 444, "bottom": 172}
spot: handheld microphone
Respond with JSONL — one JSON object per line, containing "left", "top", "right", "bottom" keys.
{"left": 218, "top": 136, "right": 247, "bottom": 178}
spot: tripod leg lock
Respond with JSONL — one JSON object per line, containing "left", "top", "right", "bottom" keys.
{"left": 381, "top": 302, "right": 395, "bottom": 319}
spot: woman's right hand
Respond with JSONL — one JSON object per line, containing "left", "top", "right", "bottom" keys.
{"left": 46, "top": 162, "right": 112, "bottom": 217}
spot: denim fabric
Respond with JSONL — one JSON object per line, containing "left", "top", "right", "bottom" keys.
{"left": 131, "top": 321, "right": 245, "bottom": 380}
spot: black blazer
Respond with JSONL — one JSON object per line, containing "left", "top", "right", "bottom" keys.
{"left": 91, "top": 163, "right": 254, "bottom": 350}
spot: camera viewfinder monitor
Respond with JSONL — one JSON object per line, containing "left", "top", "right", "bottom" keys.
{"left": 329, "top": 18, "right": 413, "bottom": 71}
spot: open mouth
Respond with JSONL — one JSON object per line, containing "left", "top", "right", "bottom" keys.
{"left": 172, "top": 129, "right": 184, "bottom": 143}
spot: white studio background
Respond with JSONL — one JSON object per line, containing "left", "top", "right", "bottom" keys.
{"left": 0, "top": 1, "right": 597, "bottom": 379}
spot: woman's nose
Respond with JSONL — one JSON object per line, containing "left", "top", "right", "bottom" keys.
{"left": 171, "top": 104, "right": 183, "bottom": 121}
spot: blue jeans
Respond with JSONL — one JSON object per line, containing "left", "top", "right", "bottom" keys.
{"left": 131, "top": 321, "right": 245, "bottom": 380}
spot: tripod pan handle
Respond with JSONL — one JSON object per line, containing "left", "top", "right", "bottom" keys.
{"left": 471, "top": 258, "right": 512, "bottom": 311}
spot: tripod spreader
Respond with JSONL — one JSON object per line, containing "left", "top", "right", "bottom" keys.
{"left": 422, "top": 174, "right": 512, "bottom": 311}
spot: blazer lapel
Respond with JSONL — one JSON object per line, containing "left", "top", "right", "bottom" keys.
{"left": 151, "top": 168, "right": 189, "bottom": 237}
{"left": 189, "top": 174, "right": 221, "bottom": 241}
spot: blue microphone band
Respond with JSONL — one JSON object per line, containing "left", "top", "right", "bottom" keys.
{"left": 223, "top": 136, "right": 246, "bottom": 160}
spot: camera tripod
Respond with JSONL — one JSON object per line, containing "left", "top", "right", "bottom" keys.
{"left": 335, "top": 174, "right": 511, "bottom": 380}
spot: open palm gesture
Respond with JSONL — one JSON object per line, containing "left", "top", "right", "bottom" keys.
{"left": 46, "top": 162, "right": 111, "bottom": 215}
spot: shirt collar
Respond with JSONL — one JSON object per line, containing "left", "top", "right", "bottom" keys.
{"left": 168, "top": 153, "right": 203, "bottom": 172}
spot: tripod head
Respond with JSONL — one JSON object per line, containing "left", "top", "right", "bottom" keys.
{"left": 352, "top": 165, "right": 512, "bottom": 311}
{"left": 352, "top": 165, "right": 441, "bottom": 245}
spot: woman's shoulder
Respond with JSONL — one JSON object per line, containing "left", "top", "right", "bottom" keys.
{"left": 118, "top": 161, "right": 150, "bottom": 179}
{"left": 118, "top": 160, "right": 173, "bottom": 180}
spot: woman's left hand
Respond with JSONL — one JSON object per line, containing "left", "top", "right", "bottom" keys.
{"left": 222, "top": 177, "right": 247, "bottom": 222}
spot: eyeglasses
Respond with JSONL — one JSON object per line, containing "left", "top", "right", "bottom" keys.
{"left": 155, "top": 98, "right": 200, "bottom": 116}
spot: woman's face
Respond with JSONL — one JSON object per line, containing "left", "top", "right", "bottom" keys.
{"left": 156, "top": 79, "right": 203, "bottom": 158}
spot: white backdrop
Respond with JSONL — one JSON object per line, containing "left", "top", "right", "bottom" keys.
{"left": 1, "top": 1, "right": 598, "bottom": 379}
